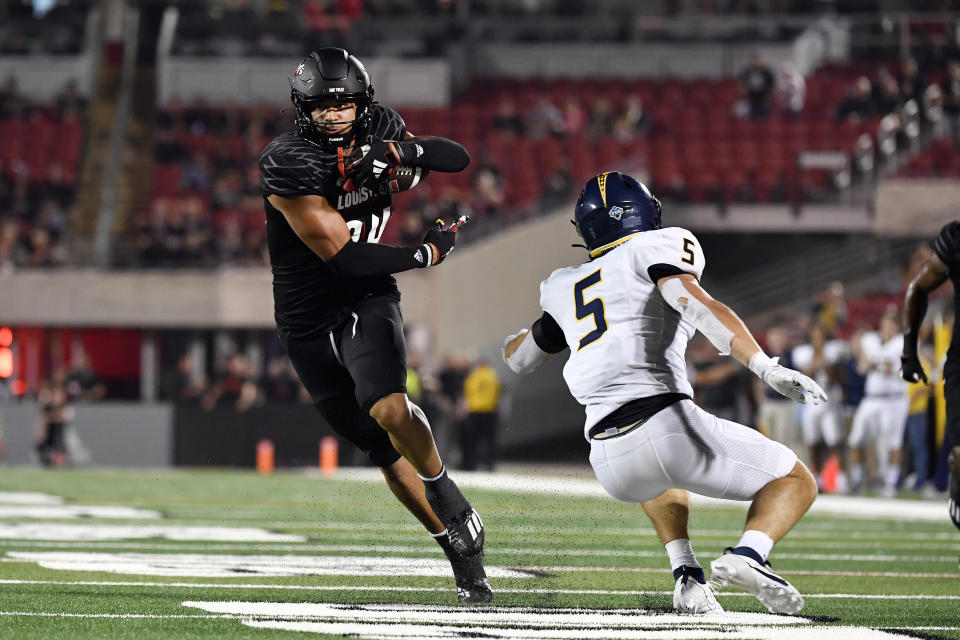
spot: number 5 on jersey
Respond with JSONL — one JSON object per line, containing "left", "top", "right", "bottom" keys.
{"left": 574, "top": 269, "right": 607, "bottom": 350}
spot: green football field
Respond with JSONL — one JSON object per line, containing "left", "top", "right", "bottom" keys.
{"left": 0, "top": 466, "right": 957, "bottom": 639}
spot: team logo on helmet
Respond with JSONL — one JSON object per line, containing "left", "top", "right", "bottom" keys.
{"left": 294, "top": 61, "right": 305, "bottom": 76}
{"left": 608, "top": 205, "right": 623, "bottom": 221}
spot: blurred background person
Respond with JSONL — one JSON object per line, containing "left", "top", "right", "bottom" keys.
{"left": 461, "top": 358, "right": 502, "bottom": 472}
{"left": 849, "top": 308, "right": 909, "bottom": 496}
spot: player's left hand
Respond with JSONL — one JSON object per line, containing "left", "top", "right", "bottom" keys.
{"left": 345, "top": 139, "right": 412, "bottom": 189}
{"left": 900, "top": 354, "right": 928, "bottom": 384}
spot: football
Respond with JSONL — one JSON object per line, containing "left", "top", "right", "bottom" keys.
{"left": 387, "top": 165, "right": 425, "bottom": 193}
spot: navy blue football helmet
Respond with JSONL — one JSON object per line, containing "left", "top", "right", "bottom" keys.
{"left": 573, "top": 172, "right": 662, "bottom": 255}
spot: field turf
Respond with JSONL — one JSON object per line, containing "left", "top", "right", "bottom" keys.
{"left": 0, "top": 467, "right": 957, "bottom": 639}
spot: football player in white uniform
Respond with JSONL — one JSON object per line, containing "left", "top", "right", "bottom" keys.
{"left": 791, "top": 325, "right": 849, "bottom": 493}
{"left": 849, "top": 308, "right": 909, "bottom": 496}
{"left": 503, "top": 172, "right": 825, "bottom": 616}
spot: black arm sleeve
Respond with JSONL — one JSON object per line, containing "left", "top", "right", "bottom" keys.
{"left": 532, "top": 312, "right": 568, "bottom": 354}
{"left": 403, "top": 137, "right": 470, "bottom": 173}
{"left": 648, "top": 263, "right": 693, "bottom": 284}
{"left": 325, "top": 240, "right": 427, "bottom": 278}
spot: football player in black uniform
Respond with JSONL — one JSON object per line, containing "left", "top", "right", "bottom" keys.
{"left": 257, "top": 48, "right": 492, "bottom": 603}
{"left": 902, "top": 220, "right": 960, "bottom": 532}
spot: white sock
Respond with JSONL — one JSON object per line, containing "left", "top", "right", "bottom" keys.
{"left": 850, "top": 464, "right": 864, "bottom": 485}
{"left": 884, "top": 465, "right": 899, "bottom": 491}
{"left": 418, "top": 465, "right": 446, "bottom": 483}
{"left": 736, "top": 529, "right": 774, "bottom": 562}
{"left": 664, "top": 538, "right": 699, "bottom": 572}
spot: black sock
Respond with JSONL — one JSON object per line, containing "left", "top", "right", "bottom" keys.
{"left": 672, "top": 566, "right": 706, "bottom": 584}
{"left": 732, "top": 546, "right": 766, "bottom": 565}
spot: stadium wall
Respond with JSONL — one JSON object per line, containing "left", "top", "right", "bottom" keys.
{"left": 1, "top": 403, "right": 171, "bottom": 467}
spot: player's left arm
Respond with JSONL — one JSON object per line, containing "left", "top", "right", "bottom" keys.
{"left": 657, "top": 273, "right": 827, "bottom": 404}
{"left": 503, "top": 312, "right": 568, "bottom": 375}
{"left": 902, "top": 253, "right": 949, "bottom": 382}
{"left": 346, "top": 132, "right": 469, "bottom": 188}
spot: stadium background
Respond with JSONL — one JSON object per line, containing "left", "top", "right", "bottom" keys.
{"left": 0, "top": 0, "right": 956, "bottom": 483}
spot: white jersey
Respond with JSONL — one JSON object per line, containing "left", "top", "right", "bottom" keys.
{"left": 539, "top": 227, "right": 705, "bottom": 435}
{"left": 791, "top": 340, "right": 848, "bottom": 396}
{"left": 860, "top": 332, "right": 907, "bottom": 397}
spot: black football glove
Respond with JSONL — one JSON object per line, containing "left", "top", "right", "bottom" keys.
{"left": 420, "top": 216, "right": 468, "bottom": 267}
{"left": 345, "top": 139, "right": 415, "bottom": 190}
{"left": 900, "top": 354, "right": 928, "bottom": 383}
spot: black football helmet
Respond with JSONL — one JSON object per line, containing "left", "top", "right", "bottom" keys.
{"left": 574, "top": 171, "right": 662, "bottom": 256}
{"left": 290, "top": 48, "right": 375, "bottom": 150}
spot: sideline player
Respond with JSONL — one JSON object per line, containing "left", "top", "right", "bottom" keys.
{"left": 502, "top": 172, "right": 824, "bottom": 615}
{"left": 902, "top": 221, "right": 960, "bottom": 530}
{"left": 258, "top": 48, "right": 491, "bottom": 602}
{"left": 848, "top": 308, "right": 908, "bottom": 496}
{"left": 792, "top": 325, "right": 849, "bottom": 493}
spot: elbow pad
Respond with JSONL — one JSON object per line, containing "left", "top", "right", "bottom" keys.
{"left": 503, "top": 328, "right": 549, "bottom": 375}
{"left": 659, "top": 278, "right": 734, "bottom": 356}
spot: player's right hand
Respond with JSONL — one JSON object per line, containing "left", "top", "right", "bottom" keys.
{"left": 900, "top": 354, "right": 928, "bottom": 384}
{"left": 750, "top": 354, "right": 828, "bottom": 405}
{"left": 421, "top": 216, "right": 468, "bottom": 266}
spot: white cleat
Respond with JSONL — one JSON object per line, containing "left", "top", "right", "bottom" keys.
{"left": 673, "top": 566, "right": 724, "bottom": 615}
{"left": 710, "top": 550, "right": 804, "bottom": 615}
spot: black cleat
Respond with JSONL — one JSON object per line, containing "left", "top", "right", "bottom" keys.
{"left": 446, "top": 508, "right": 485, "bottom": 557}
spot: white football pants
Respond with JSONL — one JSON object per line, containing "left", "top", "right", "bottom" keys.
{"left": 589, "top": 399, "right": 798, "bottom": 503}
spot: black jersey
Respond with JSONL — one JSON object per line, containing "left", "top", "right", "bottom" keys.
{"left": 934, "top": 221, "right": 960, "bottom": 365}
{"left": 258, "top": 104, "right": 407, "bottom": 338}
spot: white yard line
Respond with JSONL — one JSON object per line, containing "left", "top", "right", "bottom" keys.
{"left": 1, "top": 579, "right": 958, "bottom": 599}
{"left": 331, "top": 469, "right": 952, "bottom": 522}
{"left": 0, "top": 540, "right": 953, "bottom": 562}
{"left": 0, "top": 611, "right": 231, "bottom": 619}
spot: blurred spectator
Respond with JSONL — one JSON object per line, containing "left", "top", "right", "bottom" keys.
{"left": 613, "top": 93, "right": 652, "bottom": 140}
{"left": 561, "top": 95, "right": 586, "bottom": 135}
{"left": 813, "top": 281, "right": 847, "bottom": 335}
{"left": 942, "top": 60, "right": 960, "bottom": 119}
{"left": 261, "top": 357, "right": 306, "bottom": 404}
{"left": 471, "top": 160, "right": 505, "bottom": 218}
{"left": 689, "top": 337, "right": 748, "bottom": 423}
{"left": 897, "top": 58, "right": 924, "bottom": 107}
{"left": 491, "top": 98, "right": 524, "bottom": 137}
{"left": 872, "top": 70, "right": 901, "bottom": 117}
{"left": 525, "top": 96, "right": 565, "bottom": 140}
{"left": 438, "top": 351, "right": 471, "bottom": 463}
{"left": 792, "top": 326, "right": 849, "bottom": 493}
{"left": 161, "top": 352, "right": 207, "bottom": 405}
{"left": 54, "top": 80, "right": 86, "bottom": 117}
{"left": 461, "top": 358, "right": 502, "bottom": 471}
{"left": 36, "top": 372, "right": 72, "bottom": 467}
{"left": 539, "top": 157, "right": 574, "bottom": 210}
{"left": 849, "top": 308, "right": 908, "bottom": 496}
{"left": 775, "top": 61, "right": 805, "bottom": 118}
{"left": 0, "top": 76, "right": 28, "bottom": 119}
{"left": 836, "top": 76, "right": 875, "bottom": 123}
{"left": 586, "top": 96, "right": 616, "bottom": 139}
{"left": 738, "top": 54, "right": 775, "bottom": 119}
{"left": 203, "top": 353, "right": 260, "bottom": 411}
{"left": 755, "top": 325, "right": 803, "bottom": 457}
{"left": 65, "top": 350, "right": 106, "bottom": 402}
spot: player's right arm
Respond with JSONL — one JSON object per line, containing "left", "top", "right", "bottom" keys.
{"left": 657, "top": 273, "right": 827, "bottom": 404}
{"left": 502, "top": 312, "right": 568, "bottom": 375}
{"left": 902, "top": 252, "right": 949, "bottom": 383}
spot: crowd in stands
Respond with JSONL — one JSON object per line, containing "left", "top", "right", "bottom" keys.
{"left": 149, "top": 53, "right": 949, "bottom": 269}
{"left": 0, "top": 78, "right": 85, "bottom": 271}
